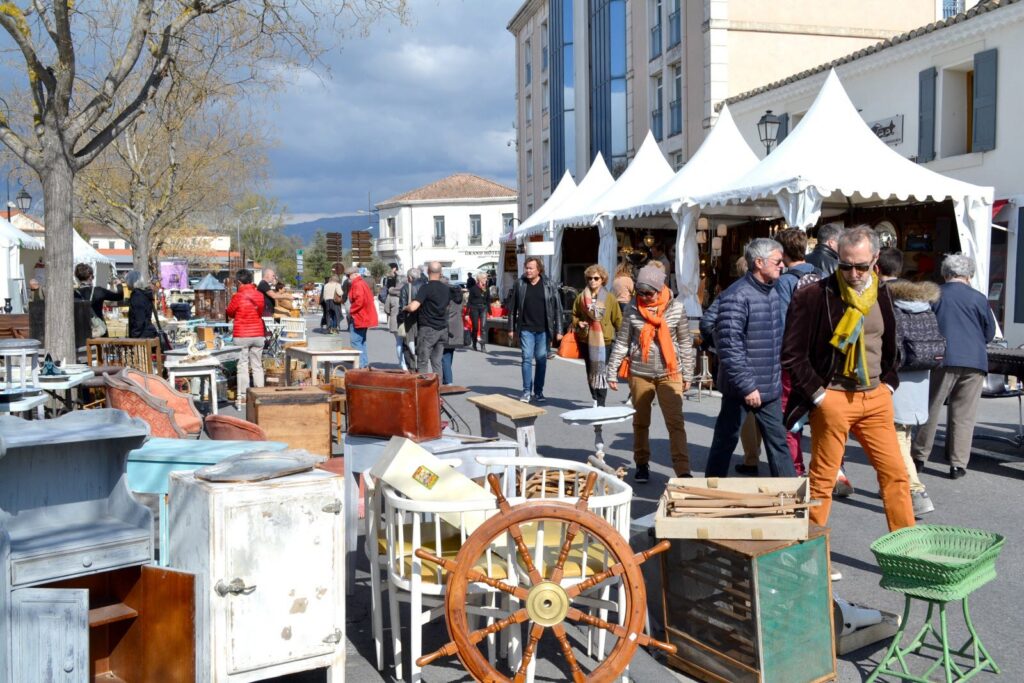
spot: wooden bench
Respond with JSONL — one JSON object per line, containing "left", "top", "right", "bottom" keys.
{"left": 467, "top": 394, "right": 546, "bottom": 458}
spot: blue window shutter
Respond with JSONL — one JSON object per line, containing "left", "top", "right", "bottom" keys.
{"left": 918, "top": 67, "right": 937, "bottom": 162}
{"left": 776, "top": 113, "right": 789, "bottom": 144}
{"left": 972, "top": 48, "right": 997, "bottom": 152}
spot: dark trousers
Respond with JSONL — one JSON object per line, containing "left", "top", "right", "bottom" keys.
{"left": 469, "top": 305, "right": 487, "bottom": 347}
{"left": 580, "top": 343, "right": 613, "bottom": 406}
{"left": 705, "top": 396, "right": 796, "bottom": 477}
{"left": 416, "top": 326, "right": 446, "bottom": 376}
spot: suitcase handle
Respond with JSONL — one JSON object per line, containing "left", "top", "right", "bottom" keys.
{"left": 361, "top": 367, "right": 437, "bottom": 382}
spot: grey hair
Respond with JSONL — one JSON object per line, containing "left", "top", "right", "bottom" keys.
{"left": 125, "top": 270, "right": 145, "bottom": 289}
{"left": 744, "top": 238, "right": 783, "bottom": 270}
{"left": 476, "top": 272, "right": 489, "bottom": 284}
{"left": 261, "top": 266, "right": 275, "bottom": 278}
{"left": 941, "top": 252, "right": 976, "bottom": 280}
{"left": 407, "top": 267, "right": 421, "bottom": 280}
{"left": 817, "top": 222, "right": 844, "bottom": 245}
{"left": 427, "top": 261, "right": 443, "bottom": 275}
{"left": 838, "top": 224, "right": 880, "bottom": 254}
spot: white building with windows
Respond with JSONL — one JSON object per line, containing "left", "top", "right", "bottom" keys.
{"left": 375, "top": 174, "right": 517, "bottom": 281}
{"left": 722, "top": 0, "right": 1022, "bottom": 343}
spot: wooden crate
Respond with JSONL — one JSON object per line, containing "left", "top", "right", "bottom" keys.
{"left": 661, "top": 528, "right": 836, "bottom": 683}
{"left": 655, "top": 477, "right": 810, "bottom": 541}
{"left": 246, "top": 386, "right": 331, "bottom": 458}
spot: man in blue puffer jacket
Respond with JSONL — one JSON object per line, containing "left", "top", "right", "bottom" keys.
{"left": 705, "top": 238, "right": 796, "bottom": 477}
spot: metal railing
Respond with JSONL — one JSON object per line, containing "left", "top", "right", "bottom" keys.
{"left": 669, "top": 98, "right": 682, "bottom": 136}
{"left": 668, "top": 9, "right": 681, "bottom": 47}
{"left": 943, "top": 0, "right": 965, "bottom": 18}
{"left": 468, "top": 235, "right": 482, "bottom": 246}
{"left": 651, "top": 108, "right": 663, "bottom": 141}
{"left": 650, "top": 24, "right": 662, "bottom": 59}
{"left": 432, "top": 235, "right": 446, "bottom": 247}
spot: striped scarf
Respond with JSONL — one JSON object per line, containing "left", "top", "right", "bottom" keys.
{"left": 830, "top": 274, "right": 879, "bottom": 386}
{"left": 584, "top": 288, "right": 609, "bottom": 390}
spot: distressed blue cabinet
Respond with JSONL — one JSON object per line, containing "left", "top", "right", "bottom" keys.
{"left": 11, "top": 588, "right": 89, "bottom": 682}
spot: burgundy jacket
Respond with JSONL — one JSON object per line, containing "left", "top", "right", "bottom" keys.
{"left": 781, "top": 274, "right": 899, "bottom": 428}
{"left": 226, "top": 284, "right": 266, "bottom": 338}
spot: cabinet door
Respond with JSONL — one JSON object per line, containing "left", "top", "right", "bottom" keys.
{"left": 12, "top": 588, "right": 89, "bottom": 683}
{"left": 222, "top": 487, "right": 341, "bottom": 674}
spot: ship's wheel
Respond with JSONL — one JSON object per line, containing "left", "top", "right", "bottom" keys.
{"left": 415, "top": 472, "right": 675, "bottom": 682}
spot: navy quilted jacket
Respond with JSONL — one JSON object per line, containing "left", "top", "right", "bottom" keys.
{"left": 713, "top": 272, "right": 783, "bottom": 401}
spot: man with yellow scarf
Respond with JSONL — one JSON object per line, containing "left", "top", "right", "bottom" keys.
{"left": 782, "top": 225, "right": 914, "bottom": 532}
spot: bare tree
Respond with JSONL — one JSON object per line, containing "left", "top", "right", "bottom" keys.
{"left": 0, "top": 0, "right": 407, "bottom": 358}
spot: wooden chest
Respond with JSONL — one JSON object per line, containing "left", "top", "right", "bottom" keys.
{"left": 246, "top": 386, "right": 332, "bottom": 458}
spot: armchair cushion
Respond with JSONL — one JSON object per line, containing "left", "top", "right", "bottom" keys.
{"left": 204, "top": 414, "right": 268, "bottom": 441}
{"left": 107, "top": 369, "right": 202, "bottom": 438}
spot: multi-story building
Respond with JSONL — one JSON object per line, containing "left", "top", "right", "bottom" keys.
{"left": 375, "top": 173, "right": 517, "bottom": 280}
{"left": 508, "top": 0, "right": 946, "bottom": 221}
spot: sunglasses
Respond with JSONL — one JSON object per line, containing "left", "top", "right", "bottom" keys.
{"left": 636, "top": 287, "right": 658, "bottom": 297}
{"left": 587, "top": 276, "right": 603, "bottom": 281}
{"left": 837, "top": 261, "right": 875, "bottom": 273}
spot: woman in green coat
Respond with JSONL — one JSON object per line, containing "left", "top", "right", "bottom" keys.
{"left": 571, "top": 264, "right": 623, "bottom": 407}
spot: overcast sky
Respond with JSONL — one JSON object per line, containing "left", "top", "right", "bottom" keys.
{"left": 268, "top": 0, "right": 521, "bottom": 224}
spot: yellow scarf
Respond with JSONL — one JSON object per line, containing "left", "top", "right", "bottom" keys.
{"left": 830, "top": 274, "right": 878, "bottom": 386}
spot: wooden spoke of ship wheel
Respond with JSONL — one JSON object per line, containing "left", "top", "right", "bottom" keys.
{"left": 414, "top": 484, "right": 676, "bottom": 682}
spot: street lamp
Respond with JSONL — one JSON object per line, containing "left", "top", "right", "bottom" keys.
{"left": 757, "top": 110, "right": 782, "bottom": 154}
{"left": 5, "top": 168, "right": 32, "bottom": 222}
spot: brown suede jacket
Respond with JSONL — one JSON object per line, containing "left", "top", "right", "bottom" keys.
{"left": 781, "top": 274, "right": 899, "bottom": 429}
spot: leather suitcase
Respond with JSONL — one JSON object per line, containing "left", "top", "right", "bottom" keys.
{"left": 344, "top": 369, "right": 442, "bottom": 442}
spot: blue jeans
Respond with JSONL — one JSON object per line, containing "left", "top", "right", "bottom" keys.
{"left": 350, "top": 327, "right": 369, "bottom": 368}
{"left": 519, "top": 330, "right": 548, "bottom": 395}
{"left": 705, "top": 396, "right": 796, "bottom": 477}
{"left": 442, "top": 349, "right": 454, "bottom": 385}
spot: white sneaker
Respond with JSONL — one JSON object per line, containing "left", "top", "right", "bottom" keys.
{"left": 830, "top": 570, "right": 843, "bottom": 581}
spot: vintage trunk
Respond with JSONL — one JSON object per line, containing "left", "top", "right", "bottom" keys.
{"left": 344, "top": 369, "right": 441, "bottom": 442}
{"left": 660, "top": 527, "right": 836, "bottom": 683}
{"left": 168, "top": 468, "right": 344, "bottom": 682}
{"left": 246, "top": 386, "right": 331, "bottom": 458}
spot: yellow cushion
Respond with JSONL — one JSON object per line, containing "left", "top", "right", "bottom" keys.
{"left": 510, "top": 521, "right": 609, "bottom": 579}
{"left": 379, "top": 524, "right": 508, "bottom": 585}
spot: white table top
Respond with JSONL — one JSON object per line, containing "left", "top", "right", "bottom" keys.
{"left": 165, "top": 344, "right": 239, "bottom": 358}
{"left": 0, "top": 392, "right": 48, "bottom": 413}
{"left": 165, "top": 361, "right": 220, "bottom": 373}
{"left": 287, "top": 346, "right": 361, "bottom": 360}
{"left": 35, "top": 370, "right": 95, "bottom": 391}
{"left": 560, "top": 405, "right": 636, "bottom": 426}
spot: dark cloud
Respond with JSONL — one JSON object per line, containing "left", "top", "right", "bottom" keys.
{"left": 267, "top": 0, "right": 521, "bottom": 221}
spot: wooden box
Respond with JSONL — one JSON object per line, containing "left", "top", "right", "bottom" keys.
{"left": 196, "top": 326, "right": 217, "bottom": 344}
{"left": 246, "top": 386, "right": 331, "bottom": 458}
{"left": 661, "top": 528, "right": 835, "bottom": 683}
{"left": 656, "top": 477, "right": 811, "bottom": 541}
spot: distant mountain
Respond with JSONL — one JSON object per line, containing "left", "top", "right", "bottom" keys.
{"left": 283, "top": 215, "right": 378, "bottom": 246}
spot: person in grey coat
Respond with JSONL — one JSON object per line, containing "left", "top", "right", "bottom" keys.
{"left": 397, "top": 267, "right": 422, "bottom": 371}
{"left": 878, "top": 247, "right": 936, "bottom": 517}
{"left": 912, "top": 253, "right": 996, "bottom": 478}
{"left": 383, "top": 284, "right": 406, "bottom": 370}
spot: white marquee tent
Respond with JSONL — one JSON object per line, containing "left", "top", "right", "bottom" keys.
{"left": 692, "top": 69, "right": 995, "bottom": 293}
{"left": 540, "top": 153, "right": 615, "bottom": 281}
{"left": 0, "top": 218, "right": 44, "bottom": 313}
{"left": 507, "top": 170, "right": 577, "bottom": 243}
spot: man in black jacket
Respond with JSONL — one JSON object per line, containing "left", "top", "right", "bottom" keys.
{"left": 508, "top": 257, "right": 563, "bottom": 403}
{"left": 806, "top": 222, "right": 843, "bottom": 276}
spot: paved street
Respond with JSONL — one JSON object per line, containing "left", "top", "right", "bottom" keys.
{"left": 275, "top": 317, "right": 1023, "bottom": 683}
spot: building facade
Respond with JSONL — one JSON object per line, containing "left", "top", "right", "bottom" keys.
{"left": 508, "top": 0, "right": 945, "bottom": 221}
{"left": 722, "top": 0, "right": 1023, "bottom": 343}
{"left": 375, "top": 174, "right": 517, "bottom": 281}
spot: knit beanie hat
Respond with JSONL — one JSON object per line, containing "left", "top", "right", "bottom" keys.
{"left": 635, "top": 265, "right": 666, "bottom": 292}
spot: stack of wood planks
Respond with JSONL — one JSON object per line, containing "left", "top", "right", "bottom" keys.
{"left": 664, "top": 484, "right": 819, "bottom": 519}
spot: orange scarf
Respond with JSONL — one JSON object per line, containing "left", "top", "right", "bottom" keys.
{"left": 619, "top": 287, "right": 680, "bottom": 380}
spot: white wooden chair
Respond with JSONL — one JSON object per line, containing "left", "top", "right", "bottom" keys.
{"left": 281, "top": 316, "right": 307, "bottom": 343}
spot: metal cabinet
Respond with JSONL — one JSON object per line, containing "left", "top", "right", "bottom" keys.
{"left": 168, "top": 468, "right": 345, "bottom": 682}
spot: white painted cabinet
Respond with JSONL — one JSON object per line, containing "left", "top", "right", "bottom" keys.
{"left": 168, "top": 468, "right": 345, "bottom": 683}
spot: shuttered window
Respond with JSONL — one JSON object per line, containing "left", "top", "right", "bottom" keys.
{"left": 918, "top": 67, "right": 937, "bottom": 162}
{"left": 972, "top": 49, "right": 997, "bottom": 152}
{"left": 776, "top": 113, "right": 790, "bottom": 145}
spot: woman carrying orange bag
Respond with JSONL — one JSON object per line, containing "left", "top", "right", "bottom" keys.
{"left": 571, "top": 264, "right": 622, "bottom": 407}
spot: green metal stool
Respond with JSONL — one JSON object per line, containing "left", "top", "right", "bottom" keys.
{"left": 866, "top": 525, "right": 1005, "bottom": 683}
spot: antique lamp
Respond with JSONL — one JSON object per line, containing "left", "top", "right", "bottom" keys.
{"left": 757, "top": 110, "right": 782, "bottom": 153}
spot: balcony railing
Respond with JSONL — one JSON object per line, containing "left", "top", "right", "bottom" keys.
{"left": 433, "top": 235, "right": 446, "bottom": 247}
{"left": 469, "top": 235, "right": 482, "bottom": 246}
{"left": 669, "top": 98, "right": 682, "bottom": 136}
{"left": 943, "top": 0, "right": 964, "bottom": 18}
{"left": 650, "top": 24, "right": 662, "bottom": 60}
{"left": 651, "top": 108, "right": 663, "bottom": 142}
{"left": 668, "top": 10, "right": 681, "bottom": 47}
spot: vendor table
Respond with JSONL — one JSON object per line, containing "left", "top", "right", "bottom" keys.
{"left": 38, "top": 369, "right": 95, "bottom": 414}
{"left": 126, "top": 436, "right": 288, "bottom": 564}
{"left": 165, "top": 343, "right": 241, "bottom": 365}
{"left": 0, "top": 391, "right": 46, "bottom": 417}
{"left": 166, "top": 361, "right": 220, "bottom": 415}
{"left": 284, "top": 346, "right": 361, "bottom": 385}
{"left": 342, "top": 433, "right": 519, "bottom": 594}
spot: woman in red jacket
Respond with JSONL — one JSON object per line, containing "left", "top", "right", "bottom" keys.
{"left": 226, "top": 269, "right": 266, "bottom": 409}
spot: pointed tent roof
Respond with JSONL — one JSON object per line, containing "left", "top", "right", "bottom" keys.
{"left": 695, "top": 70, "right": 993, "bottom": 211}
{"left": 576, "top": 132, "right": 675, "bottom": 225}
{"left": 0, "top": 217, "right": 44, "bottom": 249}
{"left": 72, "top": 230, "right": 115, "bottom": 265}
{"left": 547, "top": 153, "right": 615, "bottom": 230}
{"left": 621, "top": 105, "right": 760, "bottom": 218}
{"left": 508, "top": 170, "right": 577, "bottom": 241}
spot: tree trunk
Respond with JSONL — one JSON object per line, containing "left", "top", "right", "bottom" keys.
{"left": 41, "top": 154, "right": 77, "bottom": 360}
{"left": 133, "top": 225, "right": 151, "bottom": 282}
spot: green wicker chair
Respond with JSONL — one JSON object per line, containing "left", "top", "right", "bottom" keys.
{"left": 866, "top": 524, "right": 1004, "bottom": 683}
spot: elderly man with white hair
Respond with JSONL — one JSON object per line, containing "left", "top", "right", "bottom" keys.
{"left": 911, "top": 253, "right": 996, "bottom": 479}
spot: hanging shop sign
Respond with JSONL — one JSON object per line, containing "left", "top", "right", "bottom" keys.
{"left": 868, "top": 114, "right": 903, "bottom": 146}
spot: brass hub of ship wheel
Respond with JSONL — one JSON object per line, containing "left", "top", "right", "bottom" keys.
{"left": 526, "top": 581, "right": 570, "bottom": 627}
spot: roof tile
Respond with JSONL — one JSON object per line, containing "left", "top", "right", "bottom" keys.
{"left": 378, "top": 173, "right": 516, "bottom": 206}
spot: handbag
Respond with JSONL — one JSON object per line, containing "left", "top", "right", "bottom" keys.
{"left": 344, "top": 368, "right": 442, "bottom": 442}
{"left": 87, "top": 286, "right": 107, "bottom": 338}
{"left": 557, "top": 327, "right": 581, "bottom": 359}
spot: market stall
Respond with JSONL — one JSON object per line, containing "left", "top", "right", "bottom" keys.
{"left": 501, "top": 170, "right": 577, "bottom": 293}
{"left": 0, "top": 218, "right": 43, "bottom": 314}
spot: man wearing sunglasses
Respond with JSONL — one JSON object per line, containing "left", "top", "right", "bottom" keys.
{"left": 508, "top": 257, "right": 564, "bottom": 403}
{"left": 704, "top": 238, "right": 795, "bottom": 479}
{"left": 782, "top": 225, "right": 914, "bottom": 532}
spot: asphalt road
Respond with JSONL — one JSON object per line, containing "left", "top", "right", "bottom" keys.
{"left": 273, "top": 318, "right": 1024, "bottom": 683}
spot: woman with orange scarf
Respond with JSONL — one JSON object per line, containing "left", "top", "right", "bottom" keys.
{"left": 572, "top": 264, "right": 622, "bottom": 407}
{"left": 607, "top": 265, "right": 695, "bottom": 482}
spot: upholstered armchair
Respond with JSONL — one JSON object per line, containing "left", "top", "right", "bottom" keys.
{"left": 204, "top": 414, "right": 268, "bottom": 441}
{"left": 105, "top": 368, "right": 203, "bottom": 438}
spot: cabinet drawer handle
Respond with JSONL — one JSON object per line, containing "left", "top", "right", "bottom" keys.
{"left": 215, "top": 578, "right": 257, "bottom": 597}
